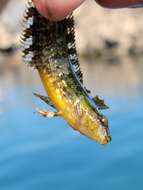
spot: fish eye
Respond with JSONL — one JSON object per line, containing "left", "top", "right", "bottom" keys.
{"left": 101, "top": 117, "right": 108, "bottom": 127}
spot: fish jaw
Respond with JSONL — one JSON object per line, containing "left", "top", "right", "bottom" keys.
{"left": 72, "top": 106, "right": 112, "bottom": 145}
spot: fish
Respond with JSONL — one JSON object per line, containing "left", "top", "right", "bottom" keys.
{"left": 21, "top": 0, "right": 111, "bottom": 144}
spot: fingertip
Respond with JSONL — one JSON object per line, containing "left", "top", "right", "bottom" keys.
{"left": 32, "top": 0, "right": 48, "bottom": 17}
{"left": 32, "top": 0, "right": 85, "bottom": 21}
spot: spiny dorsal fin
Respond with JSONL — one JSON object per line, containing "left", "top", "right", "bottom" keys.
{"left": 66, "top": 16, "right": 83, "bottom": 83}
{"left": 33, "top": 93, "right": 56, "bottom": 109}
{"left": 84, "top": 87, "right": 91, "bottom": 94}
{"left": 20, "top": 0, "right": 37, "bottom": 67}
{"left": 92, "top": 96, "right": 109, "bottom": 110}
{"left": 22, "top": 1, "right": 83, "bottom": 83}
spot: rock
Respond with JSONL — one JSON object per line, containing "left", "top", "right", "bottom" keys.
{"left": 74, "top": 0, "right": 143, "bottom": 57}
{"left": 0, "top": 0, "right": 25, "bottom": 48}
{"left": 0, "top": 27, "right": 12, "bottom": 48}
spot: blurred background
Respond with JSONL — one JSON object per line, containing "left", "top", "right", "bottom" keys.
{"left": 0, "top": 0, "right": 143, "bottom": 190}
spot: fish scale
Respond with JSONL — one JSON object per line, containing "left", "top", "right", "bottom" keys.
{"left": 21, "top": 0, "right": 111, "bottom": 144}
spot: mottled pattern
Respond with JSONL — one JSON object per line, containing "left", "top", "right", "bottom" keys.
{"left": 21, "top": 0, "right": 111, "bottom": 144}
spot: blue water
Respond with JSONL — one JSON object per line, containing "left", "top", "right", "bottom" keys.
{"left": 0, "top": 82, "right": 143, "bottom": 190}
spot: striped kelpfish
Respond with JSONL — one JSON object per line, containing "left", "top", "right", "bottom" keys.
{"left": 21, "top": 0, "right": 111, "bottom": 144}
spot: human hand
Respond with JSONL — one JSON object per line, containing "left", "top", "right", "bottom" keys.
{"left": 96, "top": 0, "right": 143, "bottom": 8}
{"left": 32, "top": 0, "right": 85, "bottom": 21}
{"left": 32, "top": 0, "right": 143, "bottom": 21}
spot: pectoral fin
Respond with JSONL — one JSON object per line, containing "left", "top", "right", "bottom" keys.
{"left": 92, "top": 96, "right": 109, "bottom": 110}
{"left": 33, "top": 92, "right": 55, "bottom": 108}
{"left": 36, "top": 108, "right": 62, "bottom": 118}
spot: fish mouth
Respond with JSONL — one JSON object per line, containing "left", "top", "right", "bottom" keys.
{"left": 101, "top": 135, "right": 112, "bottom": 145}
{"left": 106, "top": 135, "right": 112, "bottom": 143}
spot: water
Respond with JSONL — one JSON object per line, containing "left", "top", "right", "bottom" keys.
{"left": 0, "top": 62, "right": 143, "bottom": 190}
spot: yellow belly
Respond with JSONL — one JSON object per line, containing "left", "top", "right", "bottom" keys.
{"left": 38, "top": 70, "right": 78, "bottom": 130}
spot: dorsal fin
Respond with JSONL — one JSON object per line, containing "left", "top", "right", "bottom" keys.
{"left": 84, "top": 87, "right": 91, "bottom": 94}
{"left": 66, "top": 16, "right": 83, "bottom": 83}
{"left": 20, "top": 0, "right": 36, "bottom": 67}
{"left": 22, "top": 1, "right": 83, "bottom": 83}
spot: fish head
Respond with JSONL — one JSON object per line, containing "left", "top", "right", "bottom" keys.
{"left": 80, "top": 109, "right": 112, "bottom": 144}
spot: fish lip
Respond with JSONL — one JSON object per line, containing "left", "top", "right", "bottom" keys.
{"left": 104, "top": 135, "right": 112, "bottom": 144}
{"left": 99, "top": 135, "right": 112, "bottom": 145}
{"left": 106, "top": 135, "right": 112, "bottom": 142}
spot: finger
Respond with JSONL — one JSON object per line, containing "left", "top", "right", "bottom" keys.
{"left": 32, "top": 0, "right": 85, "bottom": 21}
{"left": 95, "top": 0, "right": 143, "bottom": 8}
